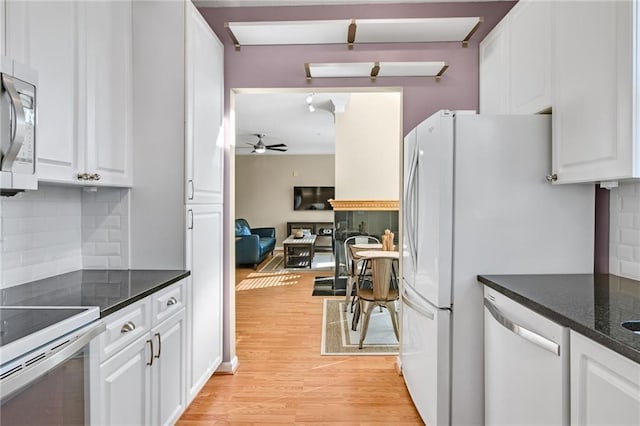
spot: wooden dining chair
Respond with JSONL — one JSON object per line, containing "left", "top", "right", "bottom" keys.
{"left": 357, "top": 255, "right": 400, "bottom": 349}
{"left": 343, "top": 235, "right": 380, "bottom": 312}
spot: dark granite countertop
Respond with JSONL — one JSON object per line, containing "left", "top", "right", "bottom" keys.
{"left": 1, "top": 269, "right": 190, "bottom": 317}
{"left": 478, "top": 274, "right": 640, "bottom": 364}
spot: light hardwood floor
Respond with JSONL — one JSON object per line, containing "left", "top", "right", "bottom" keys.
{"left": 177, "top": 260, "right": 422, "bottom": 424}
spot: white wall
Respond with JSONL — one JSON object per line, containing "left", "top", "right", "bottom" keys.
{"left": 334, "top": 92, "right": 402, "bottom": 200}
{"left": 0, "top": 185, "right": 130, "bottom": 289}
{"left": 235, "top": 154, "right": 334, "bottom": 246}
{"left": 610, "top": 181, "right": 640, "bottom": 280}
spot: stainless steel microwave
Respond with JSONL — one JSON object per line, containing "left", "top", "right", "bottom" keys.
{"left": 0, "top": 57, "right": 37, "bottom": 196}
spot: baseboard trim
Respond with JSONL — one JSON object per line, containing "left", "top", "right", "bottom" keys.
{"left": 215, "top": 356, "right": 239, "bottom": 375}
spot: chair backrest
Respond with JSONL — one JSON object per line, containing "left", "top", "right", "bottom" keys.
{"left": 371, "top": 257, "right": 396, "bottom": 301}
{"left": 343, "top": 235, "right": 380, "bottom": 275}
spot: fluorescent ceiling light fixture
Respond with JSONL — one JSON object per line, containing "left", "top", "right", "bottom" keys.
{"left": 305, "top": 61, "right": 448, "bottom": 82}
{"left": 308, "top": 62, "right": 374, "bottom": 78}
{"left": 226, "top": 20, "right": 350, "bottom": 48}
{"left": 224, "top": 17, "right": 482, "bottom": 50}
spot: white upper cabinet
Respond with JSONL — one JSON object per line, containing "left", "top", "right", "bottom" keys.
{"left": 185, "top": 2, "right": 224, "bottom": 204}
{"left": 4, "top": 0, "right": 133, "bottom": 187}
{"left": 479, "top": 0, "right": 552, "bottom": 115}
{"left": 552, "top": 0, "right": 636, "bottom": 184}
{"left": 5, "top": 1, "right": 82, "bottom": 183}
{"left": 479, "top": 17, "right": 509, "bottom": 114}
{"left": 84, "top": 0, "right": 133, "bottom": 187}
{"left": 508, "top": 0, "right": 551, "bottom": 114}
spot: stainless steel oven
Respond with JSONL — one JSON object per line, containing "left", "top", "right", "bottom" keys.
{"left": 0, "top": 307, "right": 104, "bottom": 425}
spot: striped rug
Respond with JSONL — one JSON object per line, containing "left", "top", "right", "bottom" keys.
{"left": 321, "top": 298, "right": 399, "bottom": 355}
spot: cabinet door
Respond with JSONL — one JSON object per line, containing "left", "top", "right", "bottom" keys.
{"left": 552, "top": 0, "right": 634, "bottom": 183}
{"left": 185, "top": 2, "right": 224, "bottom": 204}
{"left": 84, "top": 0, "right": 133, "bottom": 186}
{"left": 570, "top": 331, "right": 640, "bottom": 425}
{"left": 508, "top": 0, "right": 552, "bottom": 114}
{"left": 151, "top": 309, "right": 187, "bottom": 426}
{"left": 479, "top": 17, "right": 509, "bottom": 114}
{"left": 5, "top": 1, "right": 82, "bottom": 183}
{"left": 185, "top": 204, "right": 223, "bottom": 401}
{"left": 97, "top": 336, "right": 152, "bottom": 426}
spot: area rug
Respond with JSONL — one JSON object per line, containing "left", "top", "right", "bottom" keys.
{"left": 321, "top": 298, "right": 399, "bottom": 355}
{"left": 258, "top": 252, "right": 335, "bottom": 273}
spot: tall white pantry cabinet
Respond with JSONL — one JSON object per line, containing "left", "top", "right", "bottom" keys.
{"left": 130, "top": 0, "right": 225, "bottom": 410}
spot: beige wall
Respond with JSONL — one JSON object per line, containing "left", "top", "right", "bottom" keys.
{"left": 334, "top": 92, "right": 402, "bottom": 200}
{"left": 235, "top": 154, "right": 334, "bottom": 246}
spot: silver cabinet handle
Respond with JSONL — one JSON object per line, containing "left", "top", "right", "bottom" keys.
{"left": 402, "top": 291, "right": 435, "bottom": 320}
{"left": 154, "top": 333, "right": 161, "bottom": 359}
{"left": 484, "top": 298, "right": 560, "bottom": 356}
{"left": 188, "top": 209, "right": 194, "bottom": 230}
{"left": 77, "top": 172, "right": 90, "bottom": 181}
{"left": 90, "top": 173, "right": 101, "bottom": 181}
{"left": 120, "top": 321, "right": 136, "bottom": 333}
{"left": 1, "top": 74, "right": 26, "bottom": 171}
{"left": 188, "top": 179, "right": 194, "bottom": 200}
{"left": 146, "top": 339, "right": 154, "bottom": 366}
{"left": 545, "top": 173, "right": 558, "bottom": 182}
{"left": 166, "top": 297, "right": 178, "bottom": 306}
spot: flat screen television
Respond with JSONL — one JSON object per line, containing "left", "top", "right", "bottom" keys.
{"left": 293, "top": 186, "right": 334, "bottom": 210}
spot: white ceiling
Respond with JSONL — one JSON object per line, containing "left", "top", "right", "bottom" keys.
{"left": 235, "top": 92, "right": 351, "bottom": 156}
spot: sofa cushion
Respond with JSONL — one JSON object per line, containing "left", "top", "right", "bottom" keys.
{"left": 238, "top": 225, "right": 251, "bottom": 236}
{"left": 259, "top": 237, "right": 275, "bottom": 254}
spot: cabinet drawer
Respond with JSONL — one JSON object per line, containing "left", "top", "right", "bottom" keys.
{"left": 152, "top": 280, "right": 186, "bottom": 325}
{"left": 99, "top": 299, "right": 151, "bottom": 363}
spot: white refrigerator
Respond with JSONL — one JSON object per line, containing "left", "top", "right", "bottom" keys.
{"left": 400, "top": 110, "right": 594, "bottom": 425}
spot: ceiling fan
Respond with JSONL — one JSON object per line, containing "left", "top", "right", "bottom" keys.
{"left": 246, "top": 134, "right": 288, "bottom": 154}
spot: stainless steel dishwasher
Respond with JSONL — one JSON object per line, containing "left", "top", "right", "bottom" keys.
{"left": 484, "top": 287, "right": 569, "bottom": 425}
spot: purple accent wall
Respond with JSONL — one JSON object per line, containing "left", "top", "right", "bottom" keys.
{"left": 594, "top": 186, "right": 610, "bottom": 274}
{"left": 199, "top": 1, "right": 516, "bottom": 134}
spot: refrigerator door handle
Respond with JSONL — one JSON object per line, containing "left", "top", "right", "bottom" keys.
{"left": 402, "top": 290, "right": 435, "bottom": 320}
{"left": 484, "top": 298, "right": 560, "bottom": 356}
{"left": 404, "top": 144, "right": 419, "bottom": 270}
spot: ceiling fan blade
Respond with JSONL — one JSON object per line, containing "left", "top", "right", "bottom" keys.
{"left": 266, "top": 144, "right": 287, "bottom": 148}
{"left": 245, "top": 142, "right": 256, "bottom": 147}
{"left": 268, "top": 147, "right": 288, "bottom": 152}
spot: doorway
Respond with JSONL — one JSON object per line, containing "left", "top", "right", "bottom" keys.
{"left": 224, "top": 87, "right": 403, "bottom": 371}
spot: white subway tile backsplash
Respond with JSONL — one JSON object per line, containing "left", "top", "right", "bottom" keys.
{"left": 1, "top": 185, "right": 130, "bottom": 288}
{"left": 610, "top": 182, "right": 640, "bottom": 280}
{"left": 82, "top": 188, "right": 129, "bottom": 270}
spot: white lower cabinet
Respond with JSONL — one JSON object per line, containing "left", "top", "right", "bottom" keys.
{"left": 98, "top": 334, "right": 152, "bottom": 425}
{"left": 186, "top": 204, "right": 223, "bottom": 401}
{"left": 93, "top": 280, "right": 187, "bottom": 425}
{"left": 570, "top": 331, "right": 640, "bottom": 426}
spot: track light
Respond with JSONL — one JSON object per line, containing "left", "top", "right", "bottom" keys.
{"left": 308, "top": 104, "right": 315, "bottom": 112}
{"left": 306, "top": 94, "right": 314, "bottom": 104}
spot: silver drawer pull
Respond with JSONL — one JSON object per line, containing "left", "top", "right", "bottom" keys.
{"left": 120, "top": 321, "right": 136, "bottom": 333}
{"left": 166, "top": 297, "right": 178, "bottom": 307}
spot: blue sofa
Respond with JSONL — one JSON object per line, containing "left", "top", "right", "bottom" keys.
{"left": 235, "top": 218, "right": 276, "bottom": 268}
